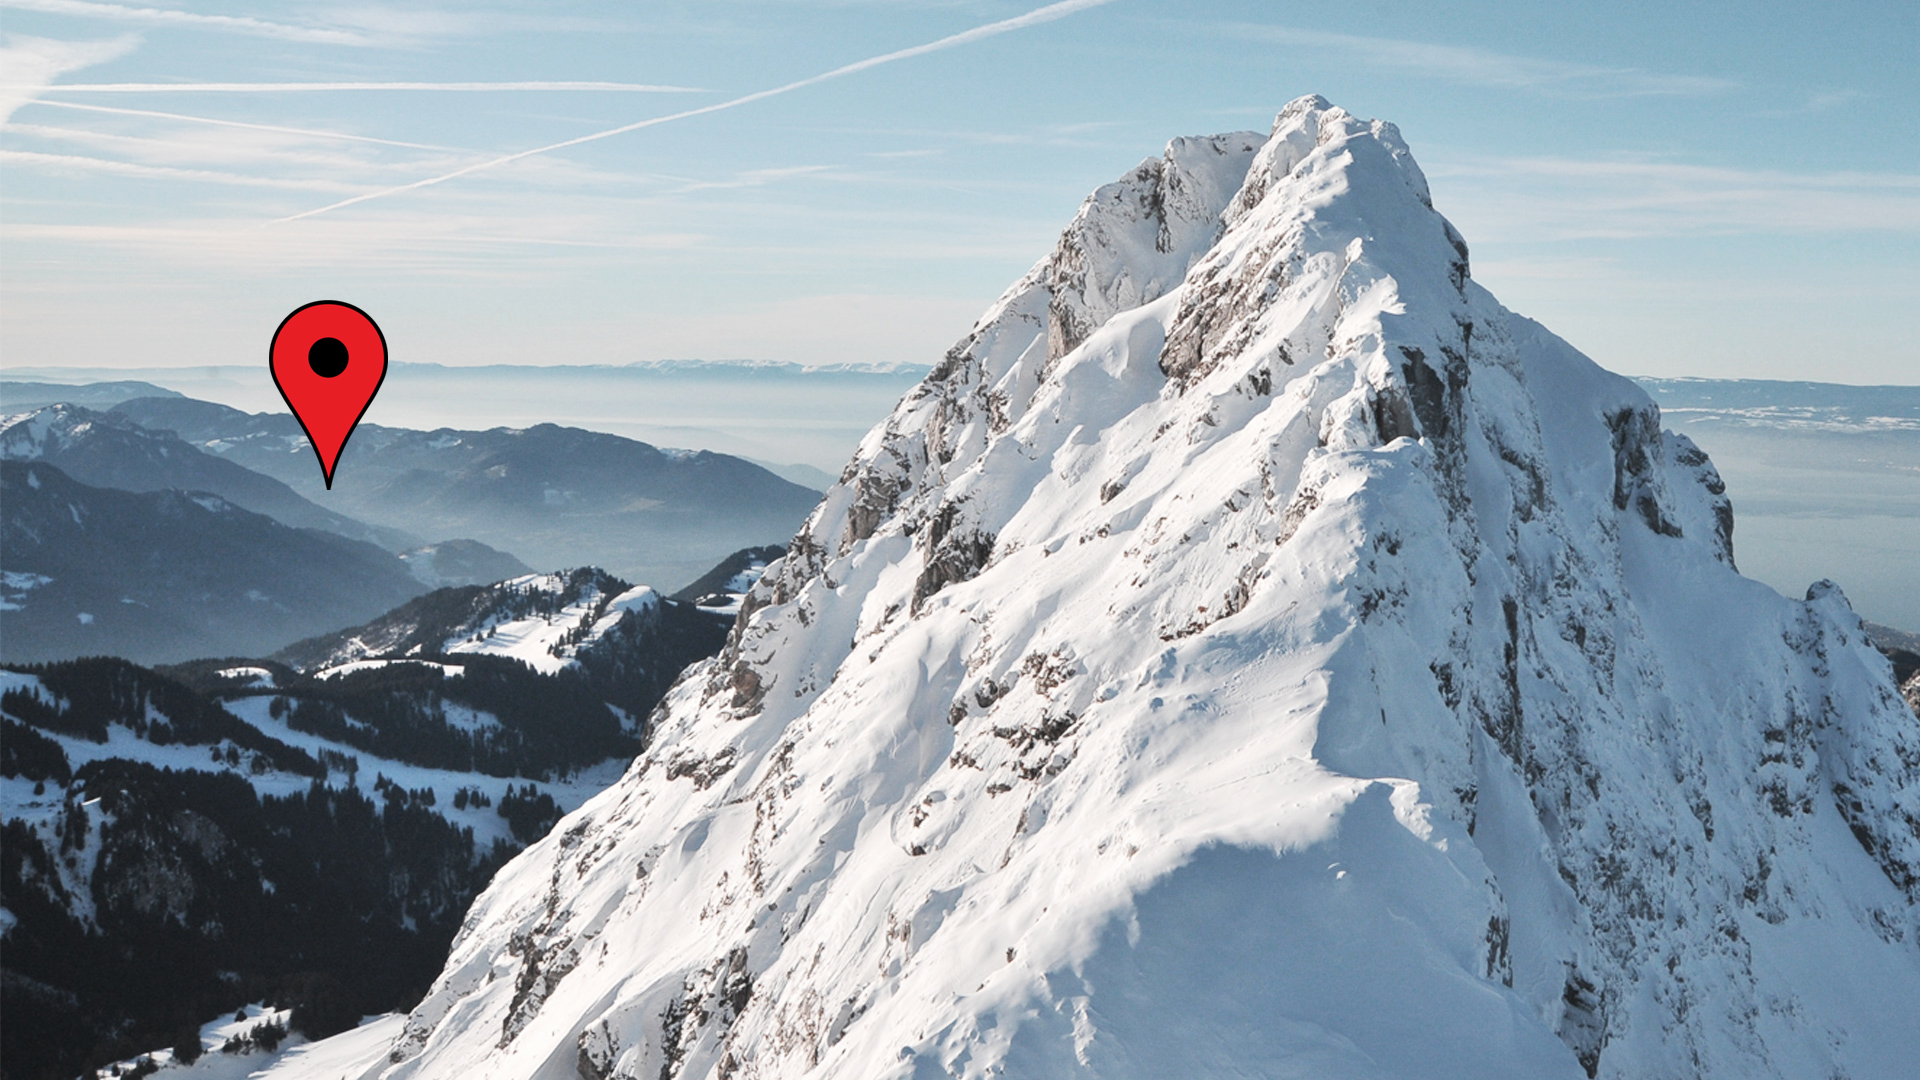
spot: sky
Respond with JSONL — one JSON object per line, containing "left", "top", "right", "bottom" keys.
{"left": 2, "top": 0, "right": 1917, "bottom": 385}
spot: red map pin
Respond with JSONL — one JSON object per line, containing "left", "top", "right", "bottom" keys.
{"left": 270, "top": 301, "right": 387, "bottom": 489}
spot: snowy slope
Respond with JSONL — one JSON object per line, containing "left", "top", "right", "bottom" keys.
{"left": 87, "top": 1006, "right": 406, "bottom": 1080}
{"left": 279, "top": 569, "right": 661, "bottom": 676}
{"left": 318, "top": 97, "right": 1920, "bottom": 1080}
{"left": 442, "top": 575, "right": 660, "bottom": 676}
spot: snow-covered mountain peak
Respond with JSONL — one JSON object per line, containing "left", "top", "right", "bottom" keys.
{"left": 1, "top": 403, "right": 106, "bottom": 458}
{"left": 342, "top": 99, "right": 1920, "bottom": 1080}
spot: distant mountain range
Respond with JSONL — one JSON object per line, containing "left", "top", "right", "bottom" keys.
{"left": 1, "top": 379, "right": 183, "bottom": 411}
{"left": 2, "top": 461, "right": 430, "bottom": 665}
{"left": 0, "top": 442, "right": 531, "bottom": 662}
{"left": 1632, "top": 377, "right": 1920, "bottom": 425}
{"left": 1629, "top": 376, "right": 1920, "bottom": 630}
{"left": 395, "top": 539, "right": 531, "bottom": 589}
{"left": 103, "top": 394, "right": 821, "bottom": 589}
{"left": 1, "top": 403, "right": 417, "bottom": 551}
{"left": 605, "top": 358, "right": 933, "bottom": 375}
{"left": 2, "top": 361, "right": 922, "bottom": 480}
{"left": 1, "top": 386, "right": 822, "bottom": 669}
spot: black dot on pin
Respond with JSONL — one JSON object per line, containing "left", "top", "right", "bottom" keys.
{"left": 308, "top": 337, "right": 349, "bottom": 378}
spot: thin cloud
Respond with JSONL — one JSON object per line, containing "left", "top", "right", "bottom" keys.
{"left": 3, "top": 121, "right": 471, "bottom": 177}
{"left": 23, "top": 81, "right": 705, "bottom": 92}
{"left": 272, "top": 0, "right": 1120, "bottom": 223}
{"left": 1758, "top": 90, "right": 1861, "bottom": 117}
{"left": 0, "top": 32, "right": 137, "bottom": 121}
{"left": 1, "top": 147, "right": 363, "bottom": 190}
{"left": 799, "top": 121, "right": 1130, "bottom": 151}
{"left": 0, "top": 0, "right": 371, "bottom": 45}
{"left": 22, "top": 98, "right": 456, "bottom": 149}
{"left": 661, "top": 164, "right": 839, "bottom": 195}
{"left": 1428, "top": 156, "right": 1920, "bottom": 239}
{"left": 1232, "top": 24, "right": 1736, "bottom": 97}
{"left": 2, "top": 219, "right": 712, "bottom": 258}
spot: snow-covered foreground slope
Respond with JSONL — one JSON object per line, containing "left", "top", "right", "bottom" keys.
{"left": 318, "top": 97, "right": 1920, "bottom": 1080}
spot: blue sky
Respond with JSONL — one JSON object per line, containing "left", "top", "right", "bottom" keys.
{"left": 2, "top": 0, "right": 1916, "bottom": 384}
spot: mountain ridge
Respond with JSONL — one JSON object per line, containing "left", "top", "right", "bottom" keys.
{"left": 0, "top": 461, "right": 430, "bottom": 665}
{"left": 106, "top": 398, "right": 822, "bottom": 590}
{"left": 0, "top": 403, "right": 419, "bottom": 552}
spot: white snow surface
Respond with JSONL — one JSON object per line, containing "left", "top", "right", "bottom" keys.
{"left": 90, "top": 1005, "right": 297, "bottom": 1080}
{"left": 286, "top": 97, "right": 1920, "bottom": 1080}
{"left": 216, "top": 666, "right": 276, "bottom": 688}
{"left": 0, "top": 405, "right": 64, "bottom": 458}
{"left": 90, "top": 1005, "right": 404, "bottom": 1080}
{"left": 1, "top": 569, "right": 54, "bottom": 612}
{"left": 313, "top": 659, "right": 465, "bottom": 682}
{"left": 442, "top": 576, "right": 660, "bottom": 675}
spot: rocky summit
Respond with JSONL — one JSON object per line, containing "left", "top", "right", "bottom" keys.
{"left": 298, "top": 96, "right": 1919, "bottom": 1080}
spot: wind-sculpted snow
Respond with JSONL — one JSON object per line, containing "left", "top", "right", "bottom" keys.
{"left": 350, "top": 97, "right": 1920, "bottom": 1080}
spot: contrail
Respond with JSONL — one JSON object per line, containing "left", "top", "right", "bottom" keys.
{"left": 25, "top": 98, "right": 459, "bottom": 149}
{"left": 17, "top": 81, "right": 704, "bottom": 93}
{"left": 272, "top": 0, "right": 1119, "bottom": 224}
{"left": 1, "top": 148, "right": 359, "bottom": 191}
{"left": 0, "top": 0, "right": 368, "bottom": 45}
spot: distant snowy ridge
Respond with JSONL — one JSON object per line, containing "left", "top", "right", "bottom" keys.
{"left": 276, "top": 569, "right": 658, "bottom": 676}
{"left": 442, "top": 574, "right": 658, "bottom": 677}
{"left": 84, "top": 1003, "right": 380, "bottom": 1080}
{"left": 1633, "top": 377, "right": 1920, "bottom": 431}
{"left": 618, "top": 359, "right": 933, "bottom": 376}
{"left": 305, "top": 96, "right": 1919, "bottom": 1080}
{"left": 0, "top": 406, "right": 63, "bottom": 457}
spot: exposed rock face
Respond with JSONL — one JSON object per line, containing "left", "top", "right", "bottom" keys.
{"left": 1043, "top": 131, "right": 1266, "bottom": 365}
{"left": 361, "top": 97, "right": 1920, "bottom": 1080}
